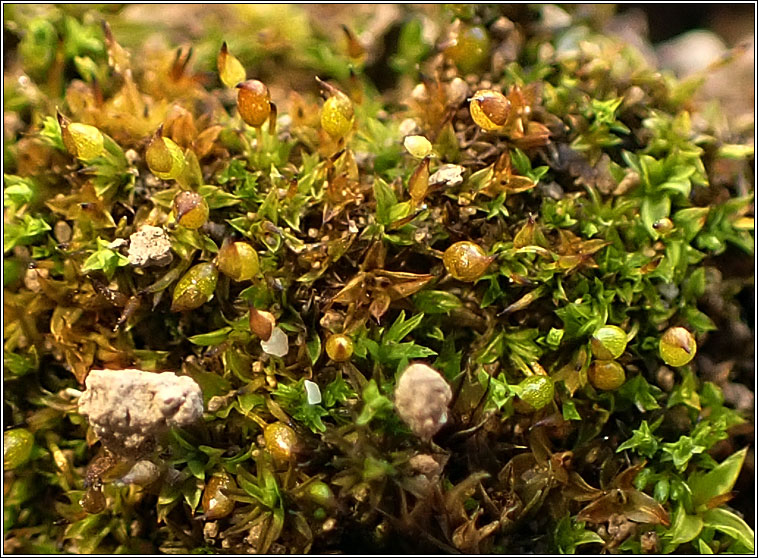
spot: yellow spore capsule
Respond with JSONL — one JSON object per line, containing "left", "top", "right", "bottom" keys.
{"left": 236, "top": 79, "right": 271, "bottom": 128}
{"left": 590, "top": 325, "right": 628, "bottom": 360}
{"left": 517, "top": 375, "right": 555, "bottom": 410}
{"left": 264, "top": 422, "right": 298, "bottom": 462}
{"left": 325, "top": 333, "right": 353, "bottom": 362}
{"left": 217, "top": 41, "right": 246, "bottom": 89}
{"left": 588, "top": 360, "right": 626, "bottom": 391}
{"left": 659, "top": 327, "right": 697, "bottom": 367}
{"left": 217, "top": 241, "right": 259, "bottom": 281}
{"left": 321, "top": 92, "right": 354, "bottom": 139}
{"left": 404, "top": 135, "right": 433, "bottom": 158}
{"left": 172, "top": 191, "right": 209, "bottom": 229}
{"left": 442, "top": 241, "right": 491, "bottom": 282}
{"left": 469, "top": 89, "right": 511, "bottom": 131}
{"left": 171, "top": 262, "right": 218, "bottom": 312}
{"left": 445, "top": 24, "right": 490, "bottom": 74}
{"left": 146, "top": 132, "right": 185, "bottom": 180}
{"left": 59, "top": 112, "right": 104, "bottom": 161}
{"left": 202, "top": 472, "right": 236, "bottom": 519}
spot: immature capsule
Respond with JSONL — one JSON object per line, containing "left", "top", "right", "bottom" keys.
{"left": 217, "top": 241, "right": 259, "bottom": 281}
{"left": 652, "top": 218, "right": 674, "bottom": 235}
{"left": 202, "top": 472, "right": 236, "bottom": 519}
{"left": 4, "top": 428, "right": 34, "bottom": 469}
{"left": 171, "top": 262, "right": 219, "bottom": 312}
{"left": 469, "top": 89, "right": 511, "bottom": 131}
{"left": 249, "top": 307, "right": 275, "bottom": 341}
{"left": 320, "top": 90, "right": 354, "bottom": 139}
{"left": 236, "top": 80, "right": 271, "bottom": 128}
{"left": 264, "top": 422, "right": 298, "bottom": 462}
{"left": 588, "top": 360, "right": 626, "bottom": 391}
{"left": 659, "top": 327, "right": 697, "bottom": 367}
{"left": 146, "top": 130, "right": 185, "bottom": 180}
{"left": 80, "top": 487, "right": 106, "bottom": 514}
{"left": 442, "top": 241, "right": 491, "bottom": 282}
{"left": 325, "top": 333, "right": 353, "bottom": 362}
{"left": 217, "top": 41, "right": 246, "bottom": 89}
{"left": 445, "top": 25, "right": 491, "bottom": 74}
{"left": 590, "top": 325, "right": 628, "bottom": 360}
{"left": 306, "top": 480, "right": 336, "bottom": 508}
{"left": 58, "top": 112, "right": 104, "bottom": 161}
{"left": 517, "top": 375, "right": 555, "bottom": 410}
{"left": 404, "top": 135, "right": 433, "bottom": 159}
{"left": 172, "top": 191, "right": 209, "bottom": 229}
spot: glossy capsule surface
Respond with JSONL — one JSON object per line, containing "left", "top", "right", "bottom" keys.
{"left": 469, "top": 89, "right": 510, "bottom": 131}
{"left": 4, "top": 428, "right": 34, "bottom": 469}
{"left": 325, "top": 333, "right": 353, "bottom": 362}
{"left": 588, "top": 360, "right": 626, "bottom": 391}
{"left": 517, "top": 375, "right": 555, "bottom": 410}
{"left": 590, "top": 325, "right": 628, "bottom": 360}
{"left": 445, "top": 25, "right": 490, "bottom": 74}
{"left": 62, "top": 122, "right": 104, "bottom": 161}
{"left": 217, "top": 242, "right": 259, "bottom": 281}
{"left": 173, "top": 191, "right": 209, "bottom": 229}
{"left": 442, "top": 241, "right": 491, "bottom": 282}
{"left": 321, "top": 93, "right": 354, "bottom": 138}
{"left": 264, "top": 422, "right": 298, "bottom": 462}
{"left": 202, "top": 473, "right": 236, "bottom": 519}
{"left": 171, "top": 262, "right": 219, "bottom": 312}
{"left": 146, "top": 135, "right": 185, "bottom": 180}
{"left": 236, "top": 80, "right": 271, "bottom": 128}
{"left": 659, "top": 327, "right": 697, "bottom": 367}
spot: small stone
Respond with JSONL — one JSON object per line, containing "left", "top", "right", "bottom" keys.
{"left": 409, "top": 454, "right": 442, "bottom": 477}
{"left": 203, "top": 521, "right": 219, "bottom": 540}
{"left": 394, "top": 363, "right": 452, "bottom": 440}
{"left": 23, "top": 267, "right": 49, "bottom": 292}
{"left": 429, "top": 164, "right": 465, "bottom": 187}
{"left": 399, "top": 118, "right": 419, "bottom": 136}
{"left": 446, "top": 77, "right": 469, "bottom": 105}
{"left": 78, "top": 368, "right": 203, "bottom": 458}
{"left": 127, "top": 225, "right": 172, "bottom": 267}
{"left": 261, "top": 326, "right": 289, "bottom": 357}
{"left": 53, "top": 221, "right": 72, "bottom": 243}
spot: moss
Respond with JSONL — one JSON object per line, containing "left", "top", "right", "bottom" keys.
{"left": 3, "top": 4, "right": 754, "bottom": 554}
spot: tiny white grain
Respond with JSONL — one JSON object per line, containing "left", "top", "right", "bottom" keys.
{"left": 304, "top": 380, "right": 322, "bottom": 405}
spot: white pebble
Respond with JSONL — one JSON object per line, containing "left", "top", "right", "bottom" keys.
{"left": 261, "top": 326, "right": 289, "bottom": 357}
{"left": 304, "top": 380, "right": 322, "bottom": 405}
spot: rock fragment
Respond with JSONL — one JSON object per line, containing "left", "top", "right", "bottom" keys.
{"left": 127, "top": 225, "right": 173, "bottom": 267}
{"left": 429, "top": 164, "right": 465, "bottom": 188}
{"left": 394, "top": 363, "right": 452, "bottom": 440}
{"left": 78, "top": 368, "right": 203, "bottom": 458}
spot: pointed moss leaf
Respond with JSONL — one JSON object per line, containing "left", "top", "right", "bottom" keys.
{"left": 689, "top": 448, "right": 748, "bottom": 510}
{"left": 668, "top": 505, "right": 703, "bottom": 545}
{"left": 373, "top": 177, "right": 397, "bottom": 225}
{"left": 702, "top": 508, "right": 754, "bottom": 552}
{"left": 188, "top": 327, "right": 233, "bottom": 346}
{"left": 384, "top": 311, "right": 425, "bottom": 343}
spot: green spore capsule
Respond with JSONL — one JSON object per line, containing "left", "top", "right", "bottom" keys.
{"left": 171, "top": 262, "right": 218, "bottom": 312}
{"left": 590, "top": 325, "right": 628, "bottom": 360}
{"left": 517, "top": 375, "right": 555, "bottom": 410}
{"left": 4, "top": 428, "right": 34, "bottom": 469}
{"left": 172, "top": 191, "right": 209, "bottom": 229}
{"left": 217, "top": 241, "right": 259, "bottom": 281}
